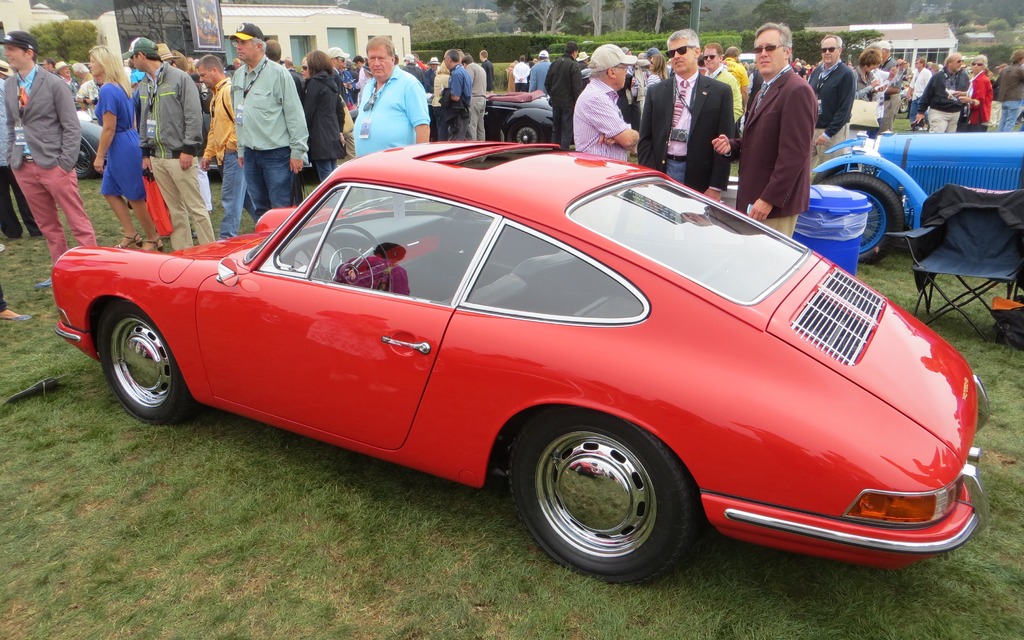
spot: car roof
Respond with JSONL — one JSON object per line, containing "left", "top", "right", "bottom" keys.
{"left": 331, "top": 143, "right": 661, "bottom": 234}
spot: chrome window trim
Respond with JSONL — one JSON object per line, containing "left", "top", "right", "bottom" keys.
{"left": 258, "top": 182, "right": 502, "bottom": 308}
{"left": 565, "top": 177, "right": 810, "bottom": 306}
{"left": 457, "top": 218, "right": 651, "bottom": 326}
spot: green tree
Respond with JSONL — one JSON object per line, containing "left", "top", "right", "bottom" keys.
{"left": 411, "top": 8, "right": 465, "bottom": 43}
{"left": 30, "top": 21, "right": 98, "bottom": 63}
{"left": 751, "top": 0, "right": 812, "bottom": 32}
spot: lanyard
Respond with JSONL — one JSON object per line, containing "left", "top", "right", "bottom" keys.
{"left": 242, "top": 58, "right": 268, "bottom": 99}
{"left": 364, "top": 77, "right": 391, "bottom": 113}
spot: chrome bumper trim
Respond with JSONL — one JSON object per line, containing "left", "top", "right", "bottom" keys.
{"left": 54, "top": 326, "right": 82, "bottom": 342}
{"left": 724, "top": 462, "right": 988, "bottom": 555}
{"left": 974, "top": 375, "right": 989, "bottom": 431}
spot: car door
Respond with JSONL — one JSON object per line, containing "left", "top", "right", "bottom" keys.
{"left": 195, "top": 184, "right": 497, "bottom": 450}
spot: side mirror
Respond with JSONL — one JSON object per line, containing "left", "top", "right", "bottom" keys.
{"left": 217, "top": 258, "right": 239, "bottom": 287}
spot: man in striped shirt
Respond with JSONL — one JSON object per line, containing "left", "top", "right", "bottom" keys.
{"left": 573, "top": 45, "right": 639, "bottom": 161}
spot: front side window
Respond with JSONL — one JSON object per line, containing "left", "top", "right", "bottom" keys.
{"left": 270, "top": 185, "right": 496, "bottom": 305}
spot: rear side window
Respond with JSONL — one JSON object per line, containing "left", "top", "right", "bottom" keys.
{"left": 465, "top": 226, "right": 645, "bottom": 322}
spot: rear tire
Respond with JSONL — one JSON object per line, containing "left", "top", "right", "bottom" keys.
{"left": 507, "top": 121, "right": 542, "bottom": 145}
{"left": 76, "top": 140, "right": 99, "bottom": 180}
{"left": 817, "top": 171, "right": 903, "bottom": 265}
{"left": 509, "top": 408, "right": 700, "bottom": 583}
{"left": 98, "top": 300, "right": 200, "bottom": 424}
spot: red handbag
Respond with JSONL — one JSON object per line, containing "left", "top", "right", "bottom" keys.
{"left": 143, "top": 172, "right": 173, "bottom": 237}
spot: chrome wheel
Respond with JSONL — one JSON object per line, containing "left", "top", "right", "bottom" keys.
{"left": 99, "top": 300, "right": 199, "bottom": 423}
{"left": 536, "top": 431, "right": 657, "bottom": 557}
{"left": 109, "top": 316, "right": 172, "bottom": 408}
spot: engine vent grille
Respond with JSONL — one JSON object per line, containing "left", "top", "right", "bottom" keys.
{"left": 791, "top": 269, "right": 885, "bottom": 366}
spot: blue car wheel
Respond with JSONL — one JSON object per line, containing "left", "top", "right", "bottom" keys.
{"left": 818, "top": 172, "right": 903, "bottom": 264}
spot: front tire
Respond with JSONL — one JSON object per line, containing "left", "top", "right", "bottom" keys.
{"left": 509, "top": 408, "right": 700, "bottom": 583}
{"left": 98, "top": 300, "right": 200, "bottom": 424}
{"left": 817, "top": 171, "right": 903, "bottom": 264}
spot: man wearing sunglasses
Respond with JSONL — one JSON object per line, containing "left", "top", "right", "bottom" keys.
{"left": 808, "top": 34, "right": 855, "bottom": 169}
{"left": 711, "top": 23, "right": 816, "bottom": 237}
{"left": 638, "top": 30, "right": 734, "bottom": 200}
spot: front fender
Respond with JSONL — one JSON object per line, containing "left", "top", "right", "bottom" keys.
{"left": 813, "top": 154, "right": 929, "bottom": 229}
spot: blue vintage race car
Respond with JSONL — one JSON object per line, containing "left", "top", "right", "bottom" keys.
{"left": 813, "top": 132, "right": 1024, "bottom": 263}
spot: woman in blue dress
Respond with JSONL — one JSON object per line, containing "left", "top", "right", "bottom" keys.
{"left": 89, "top": 46, "right": 161, "bottom": 251}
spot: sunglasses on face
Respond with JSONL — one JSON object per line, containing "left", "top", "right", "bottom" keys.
{"left": 302, "top": 65, "right": 308, "bottom": 70}
{"left": 971, "top": 62, "right": 984, "bottom": 66}
{"left": 753, "top": 44, "right": 782, "bottom": 54}
{"left": 704, "top": 54, "right": 717, "bottom": 60}
{"left": 665, "top": 45, "right": 694, "bottom": 58}
{"left": 821, "top": 47, "right": 837, "bottom": 53}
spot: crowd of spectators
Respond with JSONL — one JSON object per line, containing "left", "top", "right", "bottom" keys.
{"left": 3, "top": 21, "right": 1024, "bottom": 322}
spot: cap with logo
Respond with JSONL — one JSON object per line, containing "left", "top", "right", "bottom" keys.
{"left": 588, "top": 44, "right": 637, "bottom": 71}
{"left": 2, "top": 31, "right": 38, "bottom": 52}
{"left": 229, "top": 23, "right": 265, "bottom": 42}
{"left": 123, "top": 37, "right": 160, "bottom": 60}
{"left": 326, "top": 47, "right": 350, "bottom": 60}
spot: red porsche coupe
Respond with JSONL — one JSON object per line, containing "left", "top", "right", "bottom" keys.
{"left": 52, "top": 143, "right": 989, "bottom": 583}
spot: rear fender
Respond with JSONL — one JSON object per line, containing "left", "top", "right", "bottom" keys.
{"left": 814, "top": 155, "right": 929, "bottom": 229}
{"left": 505, "top": 107, "right": 553, "bottom": 132}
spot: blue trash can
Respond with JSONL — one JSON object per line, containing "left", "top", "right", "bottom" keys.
{"left": 793, "top": 185, "right": 871, "bottom": 275}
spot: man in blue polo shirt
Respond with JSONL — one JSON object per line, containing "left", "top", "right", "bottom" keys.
{"left": 354, "top": 37, "right": 430, "bottom": 156}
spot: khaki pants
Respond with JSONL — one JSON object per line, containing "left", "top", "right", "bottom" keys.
{"left": 811, "top": 125, "right": 850, "bottom": 169}
{"left": 151, "top": 157, "right": 215, "bottom": 250}
{"left": 762, "top": 215, "right": 798, "bottom": 237}
{"left": 880, "top": 96, "right": 900, "bottom": 132}
{"left": 928, "top": 109, "right": 960, "bottom": 133}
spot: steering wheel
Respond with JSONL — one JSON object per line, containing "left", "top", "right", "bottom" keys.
{"left": 318, "top": 223, "right": 384, "bottom": 284}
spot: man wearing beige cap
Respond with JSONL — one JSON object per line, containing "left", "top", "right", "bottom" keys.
{"left": 327, "top": 47, "right": 354, "bottom": 105}
{"left": 573, "top": 44, "right": 639, "bottom": 161}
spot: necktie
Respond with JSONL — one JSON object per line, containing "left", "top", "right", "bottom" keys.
{"left": 752, "top": 83, "right": 768, "bottom": 117}
{"left": 18, "top": 86, "right": 28, "bottom": 111}
{"left": 673, "top": 79, "right": 688, "bottom": 127}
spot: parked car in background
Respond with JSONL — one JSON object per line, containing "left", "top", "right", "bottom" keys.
{"left": 814, "top": 131, "right": 1024, "bottom": 263}
{"left": 52, "top": 142, "right": 989, "bottom": 583}
{"left": 77, "top": 119, "right": 102, "bottom": 180}
{"left": 484, "top": 90, "right": 552, "bottom": 144}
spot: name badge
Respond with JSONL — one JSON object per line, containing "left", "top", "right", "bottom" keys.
{"left": 14, "top": 126, "right": 27, "bottom": 147}
{"left": 817, "top": 98, "right": 822, "bottom": 116}
{"left": 146, "top": 119, "right": 157, "bottom": 139}
{"left": 359, "top": 118, "right": 371, "bottom": 139}
{"left": 234, "top": 104, "right": 244, "bottom": 126}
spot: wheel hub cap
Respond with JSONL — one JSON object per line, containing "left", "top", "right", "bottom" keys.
{"left": 110, "top": 318, "right": 171, "bottom": 408}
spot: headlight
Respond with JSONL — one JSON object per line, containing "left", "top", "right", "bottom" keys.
{"left": 845, "top": 481, "right": 961, "bottom": 525}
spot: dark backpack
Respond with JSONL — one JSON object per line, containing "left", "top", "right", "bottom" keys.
{"left": 991, "top": 297, "right": 1024, "bottom": 349}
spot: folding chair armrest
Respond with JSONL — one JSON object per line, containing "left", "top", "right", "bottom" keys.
{"left": 887, "top": 226, "right": 941, "bottom": 264}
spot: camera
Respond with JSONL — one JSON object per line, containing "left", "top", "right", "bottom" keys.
{"left": 669, "top": 128, "right": 688, "bottom": 143}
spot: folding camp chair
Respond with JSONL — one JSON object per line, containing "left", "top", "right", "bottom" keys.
{"left": 888, "top": 185, "right": 1024, "bottom": 339}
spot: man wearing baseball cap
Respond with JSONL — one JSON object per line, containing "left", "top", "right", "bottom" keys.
{"left": 573, "top": 44, "right": 639, "bottom": 161}
{"left": 3, "top": 30, "right": 96, "bottom": 287}
{"left": 326, "top": 47, "right": 355, "bottom": 106}
{"left": 128, "top": 36, "right": 215, "bottom": 250}
{"left": 0, "top": 58, "right": 41, "bottom": 241}
{"left": 229, "top": 23, "right": 308, "bottom": 219}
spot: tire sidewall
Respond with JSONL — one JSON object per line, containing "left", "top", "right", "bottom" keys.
{"left": 509, "top": 408, "right": 698, "bottom": 583}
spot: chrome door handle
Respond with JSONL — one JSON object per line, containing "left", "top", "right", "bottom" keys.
{"left": 381, "top": 336, "right": 431, "bottom": 354}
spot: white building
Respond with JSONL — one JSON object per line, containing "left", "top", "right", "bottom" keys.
{"left": 2, "top": 0, "right": 411, "bottom": 63}
{"left": 809, "top": 23, "right": 959, "bottom": 64}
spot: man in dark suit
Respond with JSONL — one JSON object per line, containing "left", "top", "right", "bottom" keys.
{"left": 712, "top": 23, "right": 816, "bottom": 236}
{"left": 638, "top": 29, "right": 734, "bottom": 200}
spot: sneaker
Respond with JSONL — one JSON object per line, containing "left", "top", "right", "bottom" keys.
{"left": 34, "top": 278, "right": 52, "bottom": 289}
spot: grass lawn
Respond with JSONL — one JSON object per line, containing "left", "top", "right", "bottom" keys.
{"left": 1, "top": 165, "right": 1023, "bottom": 639}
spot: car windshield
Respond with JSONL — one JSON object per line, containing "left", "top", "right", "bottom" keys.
{"left": 569, "top": 181, "right": 807, "bottom": 304}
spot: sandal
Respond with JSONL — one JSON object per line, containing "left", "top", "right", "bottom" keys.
{"left": 116, "top": 233, "right": 141, "bottom": 249}
{"left": 140, "top": 237, "right": 164, "bottom": 252}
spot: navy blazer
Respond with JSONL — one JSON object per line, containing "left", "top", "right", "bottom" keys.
{"left": 637, "top": 73, "right": 734, "bottom": 193}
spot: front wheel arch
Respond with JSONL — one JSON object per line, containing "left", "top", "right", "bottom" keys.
{"left": 508, "top": 407, "right": 701, "bottom": 583}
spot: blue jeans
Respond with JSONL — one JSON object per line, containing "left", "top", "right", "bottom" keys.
{"left": 999, "top": 100, "right": 1022, "bottom": 132}
{"left": 218, "top": 151, "right": 256, "bottom": 239}
{"left": 665, "top": 158, "right": 686, "bottom": 184}
{"left": 312, "top": 159, "right": 337, "bottom": 183}
{"left": 243, "top": 146, "right": 293, "bottom": 219}
{"left": 908, "top": 98, "right": 922, "bottom": 126}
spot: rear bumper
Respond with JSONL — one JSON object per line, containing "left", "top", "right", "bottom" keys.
{"left": 704, "top": 461, "right": 988, "bottom": 568}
